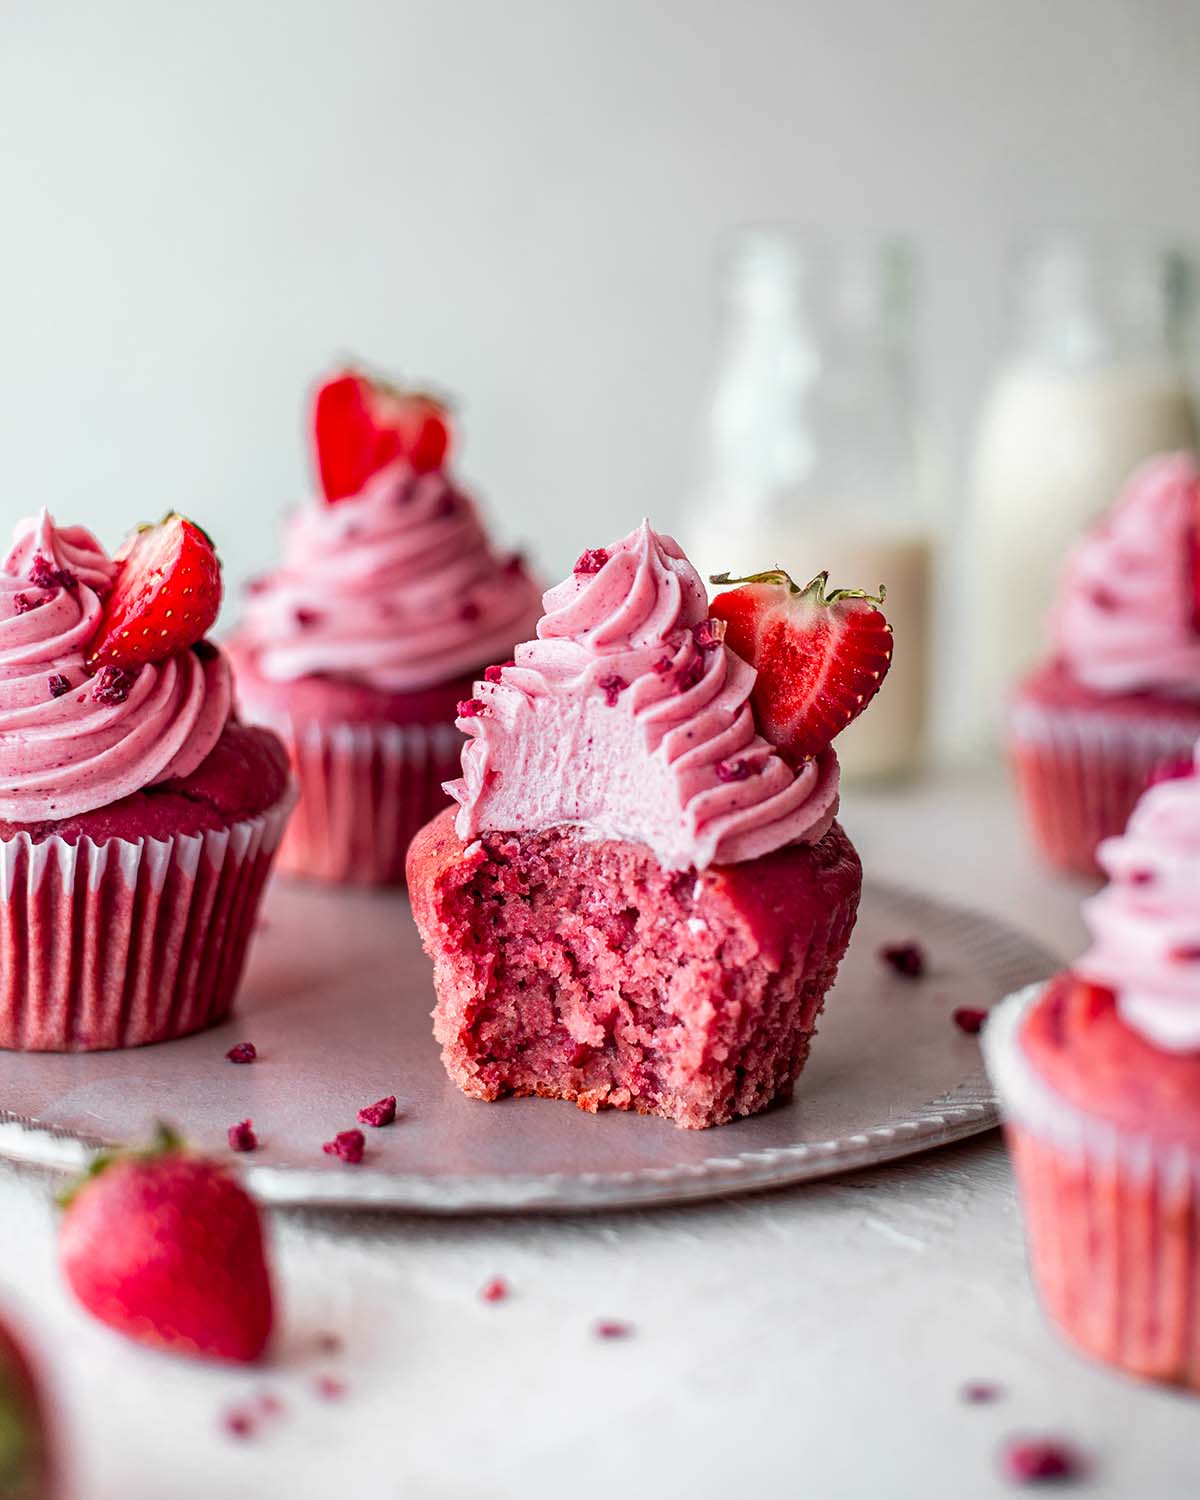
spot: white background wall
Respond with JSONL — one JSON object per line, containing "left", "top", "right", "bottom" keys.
{"left": 3, "top": 0, "right": 1199, "bottom": 605}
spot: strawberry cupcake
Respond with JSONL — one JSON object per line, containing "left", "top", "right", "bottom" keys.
{"left": 1009, "top": 452, "right": 1200, "bottom": 877}
{"left": 0, "top": 511, "right": 292, "bottom": 1051}
{"left": 228, "top": 368, "right": 542, "bottom": 885}
{"left": 408, "top": 523, "right": 892, "bottom": 1129}
{"left": 985, "top": 751, "right": 1200, "bottom": 1388}
{"left": 0, "top": 1309, "right": 56, "bottom": 1499}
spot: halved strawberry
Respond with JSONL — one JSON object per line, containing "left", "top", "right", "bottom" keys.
{"left": 710, "top": 568, "right": 893, "bottom": 760}
{"left": 87, "top": 515, "right": 222, "bottom": 670}
{"left": 312, "top": 369, "right": 452, "bottom": 502}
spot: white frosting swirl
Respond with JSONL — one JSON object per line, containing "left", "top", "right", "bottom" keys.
{"left": 448, "top": 520, "right": 840, "bottom": 870}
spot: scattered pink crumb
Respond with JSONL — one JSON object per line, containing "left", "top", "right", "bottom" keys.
{"left": 953, "top": 1007, "right": 989, "bottom": 1035}
{"left": 314, "top": 1331, "right": 343, "bottom": 1355}
{"left": 323, "top": 1129, "right": 365, "bottom": 1164}
{"left": 357, "top": 1095, "right": 397, "bottom": 1128}
{"left": 693, "top": 617, "right": 725, "bottom": 650}
{"left": 457, "top": 698, "right": 486, "bottom": 719}
{"left": 256, "top": 1392, "right": 284, "bottom": 1417}
{"left": 222, "top": 1408, "right": 256, "bottom": 1439}
{"left": 480, "top": 1277, "right": 510, "bottom": 1304}
{"left": 962, "top": 1380, "right": 1003, "bottom": 1404}
{"left": 228, "top": 1119, "right": 258, "bottom": 1152}
{"left": 880, "top": 941, "right": 926, "bottom": 978}
{"left": 226, "top": 1042, "right": 257, "bottom": 1064}
{"left": 574, "top": 547, "right": 609, "bottom": 575}
{"left": 313, "top": 1374, "right": 347, "bottom": 1401}
{"left": 594, "top": 1320, "right": 633, "bottom": 1340}
{"left": 999, "top": 1436, "right": 1087, "bottom": 1484}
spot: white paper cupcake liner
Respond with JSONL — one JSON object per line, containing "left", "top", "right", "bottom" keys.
{"left": 983, "top": 984, "right": 1200, "bottom": 1181}
{"left": 258, "top": 712, "right": 464, "bottom": 885}
{"left": 1008, "top": 698, "right": 1200, "bottom": 876}
{"left": 0, "top": 789, "right": 294, "bottom": 1052}
{"left": 984, "top": 984, "right": 1200, "bottom": 1388}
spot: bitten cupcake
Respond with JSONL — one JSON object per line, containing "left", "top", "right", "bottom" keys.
{"left": 228, "top": 369, "right": 542, "bottom": 885}
{"left": 0, "top": 511, "right": 292, "bottom": 1051}
{"left": 985, "top": 751, "right": 1200, "bottom": 1389}
{"left": 1009, "top": 452, "right": 1200, "bottom": 877}
{"left": 408, "top": 522, "right": 892, "bottom": 1129}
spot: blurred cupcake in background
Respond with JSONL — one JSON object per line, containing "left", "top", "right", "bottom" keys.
{"left": 985, "top": 749, "right": 1200, "bottom": 1389}
{"left": 227, "top": 368, "right": 542, "bottom": 885}
{"left": 1008, "top": 452, "right": 1200, "bottom": 877}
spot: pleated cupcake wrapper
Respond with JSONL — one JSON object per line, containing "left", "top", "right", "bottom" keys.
{"left": 0, "top": 788, "right": 294, "bottom": 1053}
{"left": 984, "top": 986, "right": 1200, "bottom": 1389}
{"left": 1008, "top": 698, "right": 1200, "bottom": 877}
{"left": 262, "top": 712, "right": 464, "bottom": 885}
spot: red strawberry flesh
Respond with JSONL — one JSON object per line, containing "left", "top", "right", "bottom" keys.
{"left": 312, "top": 370, "right": 451, "bottom": 503}
{"left": 58, "top": 1134, "right": 274, "bottom": 1363}
{"left": 87, "top": 515, "right": 222, "bottom": 671}
{"left": 710, "top": 569, "right": 893, "bottom": 761}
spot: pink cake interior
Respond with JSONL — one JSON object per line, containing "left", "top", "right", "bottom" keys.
{"left": 408, "top": 807, "right": 862, "bottom": 1130}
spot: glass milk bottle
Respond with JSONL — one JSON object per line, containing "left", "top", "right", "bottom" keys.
{"left": 684, "top": 230, "right": 931, "bottom": 781}
{"left": 969, "top": 237, "right": 1198, "bottom": 715}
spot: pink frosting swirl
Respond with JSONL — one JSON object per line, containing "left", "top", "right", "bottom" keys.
{"left": 1076, "top": 748, "right": 1200, "bottom": 1052}
{"left": 236, "top": 461, "right": 542, "bottom": 693}
{"left": 1052, "top": 452, "right": 1200, "bottom": 696}
{"left": 447, "top": 520, "right": 840, "bottom": 871}
{"left": 0, "top": 511, "right": 232, "bottom": 823}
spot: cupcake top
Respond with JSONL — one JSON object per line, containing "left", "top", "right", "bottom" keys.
{"left": 0, "top": 511, "right": 231, "bottom": 822}
{"left": 235, "top": 369, "right": 542, "bottom": 695}
{"left": 1051, "top": 452, "right": 1200, "bottom": 697}
{"left": 1074, "top": 748, "right": 1200, "bottom": 1052}
{"left": 448, "top": 521, "right": 893, "bottom": 871}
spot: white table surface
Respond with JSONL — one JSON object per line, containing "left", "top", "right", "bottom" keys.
{"left": 2, "top": 767, "right": 1197, "bottom": 1500}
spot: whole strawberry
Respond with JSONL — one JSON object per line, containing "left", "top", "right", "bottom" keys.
{"left": 710, "top": 568, "right": 893, "bottom": 761}
{"left": 58, "top": 1126, "right": 273, "bottom": 1364}
{"left": 87, "top": 514, "right": 222, "bottom": 671}
{"left": 0, "top": 1314, "right": 55, "bottom": 1500}
{"left": 313, "top": 367, "right": 452, "bottom": 502}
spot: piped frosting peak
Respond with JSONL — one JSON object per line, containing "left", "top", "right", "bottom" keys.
{"left": 0, "top": 511, "right": 231, "bottom": 822}
{"left": 1053, "top": 452, "right": 1200, "bottom": 697}
{"left": 447, "top": 520, "right": 840, "bottom": 870}
{"left": 237, "top": 460, "right": 542, "bottom": 693}
{"left": 1077, "top": 746, "right": 1200, "bottom": 1052}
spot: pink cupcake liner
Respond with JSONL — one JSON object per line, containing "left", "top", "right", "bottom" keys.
{"left": 984, "top": 986, "right": 1200, "bottom": 1390}
{"left": 1008, "top": 698, "right": 1200, "bottom": 877}
{"left": 266, "top": 715, "right": 464, "bottom": 885}
{"left": 0, "top": 790, "right": 294, "bottom": 1052}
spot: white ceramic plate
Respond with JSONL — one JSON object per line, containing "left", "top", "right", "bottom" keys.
{"left": 0, "top": 876, "right": 1054, "bottom": 1213}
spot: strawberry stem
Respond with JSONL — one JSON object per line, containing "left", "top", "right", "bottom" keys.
{"left": 56, "top": 1121, "right": 186, "bottom": 1208}
{"left": 709, "top": 568, "right": 886, "bottom": 607}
